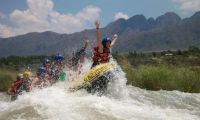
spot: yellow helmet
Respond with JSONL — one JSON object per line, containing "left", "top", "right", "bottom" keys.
{"left": 23, "top": 71, "right": 32, "bottom": 79}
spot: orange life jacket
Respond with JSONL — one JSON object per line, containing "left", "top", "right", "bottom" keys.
{"left": 92, "top": 46, "right": 110, "bottom": 63}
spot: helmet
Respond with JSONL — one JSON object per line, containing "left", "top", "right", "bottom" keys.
{"left": 102, "top": 37, "right": 111, "bottom": 48}
{"left": 17, "top": 73, "right": 23, "bottom": 80}
{"left": 43, "top": 59, "right": 51, "bottom": 67}
{"left": 54, "top": 53, "right": 64, "bottom": 61}
{"left": 23, "top": 71, "right": 32, "bottom": 79}
{"left": 37, "top": 67, "right": 46, "bottom": 76}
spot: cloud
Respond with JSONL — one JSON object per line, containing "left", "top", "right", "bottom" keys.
{"left": 0, "top": 0, "right": 101, "bottom": 38}
{"left": 0, "top": 24, "right": 15, "bottom": 38}
{"left": 77, "top": 5, "right": 101, "bottom": 22}
{"left": 114, "top": 12, "right": 129, "bottom": 20}
{"left": 172, "top": 0, "right": 200, "bottom": 12}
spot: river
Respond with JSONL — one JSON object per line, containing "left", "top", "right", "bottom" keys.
{"left": 0, "top": 59, "right": 200, "bottom": 120}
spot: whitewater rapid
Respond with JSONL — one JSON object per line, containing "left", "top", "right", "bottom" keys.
{"left": 0, "top": 59, "right": 200, "bottom": 120}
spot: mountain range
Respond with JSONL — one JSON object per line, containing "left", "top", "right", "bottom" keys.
{"left": 0, "top": 11, "right": 200, "bottom": 57}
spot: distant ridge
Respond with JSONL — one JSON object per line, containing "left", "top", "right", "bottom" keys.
{"left": 0, "top": 11, "right": 200, "bottom": 57}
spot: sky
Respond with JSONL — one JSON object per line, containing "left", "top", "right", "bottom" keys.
{"left": 0, "top": 0, "right": 200, "bottom": 38}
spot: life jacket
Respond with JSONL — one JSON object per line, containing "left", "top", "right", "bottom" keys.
{"left": 92, "top": 45, "right": 110, "bottom": 63}
{"left": 11, "top": 80, "right": 23, "bottom": 93}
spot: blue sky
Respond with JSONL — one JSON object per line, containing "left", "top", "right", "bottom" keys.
{"left": 0, "top": 0, "right": 199, "bottom": 38}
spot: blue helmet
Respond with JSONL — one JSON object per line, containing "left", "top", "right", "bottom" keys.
{"left": 54, "top": 53, "right": 64, "bottom": 61}
{"left": 37, "top": 66, "right": 45, "bottom": 76}
{"left": 102, "top": 37, "right": 111, "bottom": 48}
{"left": 43, "top": 59, "right": 51, "bottom": 67}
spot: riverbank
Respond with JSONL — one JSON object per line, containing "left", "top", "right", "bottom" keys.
{"left": 113, "top": 48, "right": 200, "bottom": 93}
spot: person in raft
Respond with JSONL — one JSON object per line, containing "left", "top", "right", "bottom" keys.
{"left": 85, "top": 21, "right": 118, "bottom": 94}
{"left": 71, "top": 39, "right": 89, "bottom": 71}
{"left": 91, "top": 20, "right": 118, "bottom": 68}
{"left": 7, "top": 73, "right": 31, "bottom": 101}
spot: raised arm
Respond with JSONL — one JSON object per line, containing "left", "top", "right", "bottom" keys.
{"left": 111, "top": 34, "right": 118, "bottom": 47}
{"left": 83, "top": 38, "right": 89, "bottom": 49}
{"left": 95, "top": 21, "right": 103, "bottom": 51}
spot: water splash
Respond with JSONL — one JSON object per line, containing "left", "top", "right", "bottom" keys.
{"left": 1, "top": 58, "right": 200, "bottom": 120}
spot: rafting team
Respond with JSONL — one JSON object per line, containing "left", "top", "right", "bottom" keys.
{"left": 7, "top": 21, "right": 118, "bottom": 100}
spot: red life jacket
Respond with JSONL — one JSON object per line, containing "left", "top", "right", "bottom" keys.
{"left": 11, "top": 80, "right": 23, "bottom": 93}
{"left": 92, "top": 46, "right": 110, "bottom": 63}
